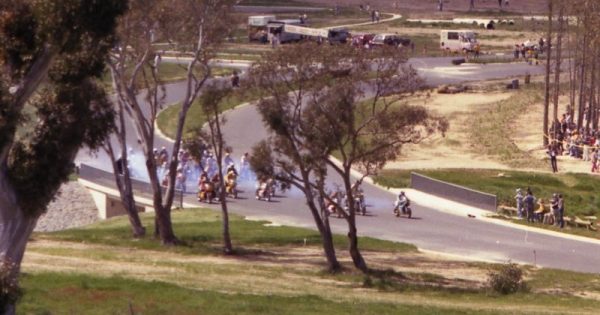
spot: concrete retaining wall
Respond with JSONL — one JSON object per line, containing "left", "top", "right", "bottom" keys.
{"left": 411, "top": 172, "right": 497, "bottom": 212}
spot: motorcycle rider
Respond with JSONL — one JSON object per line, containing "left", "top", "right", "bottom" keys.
{"left": 224, "top": 152, "right": 235, "bottom": 169}
{"left": 211, "top": 173, "right": 221, "bottom": 201}
{"left": 394, "top": 191, "right": 409, "bottom": 215}
{"left": 255, "top": 176, "right": 269, "bottom": 200}
{"left": 197, "top": 172, "right": 213, "bottom": 202}
{"left": 240, "top": 152, "right": 250, "bottom": 181}
{"left": 326, "top": 191, "right": 342, "bottom": 217}
{"left": 225, "top": 165, "right": 238, "bottom": 197}
{"left": 351, "top": 181, "right": 366, "bottom": 214}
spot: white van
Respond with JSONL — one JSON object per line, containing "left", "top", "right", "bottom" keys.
{"left": 440, "top": 30, "right": 478, "bottom": 52}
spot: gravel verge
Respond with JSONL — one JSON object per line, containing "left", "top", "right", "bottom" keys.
{"left": 34, "top": 182, "right": 99, "bottom": 232}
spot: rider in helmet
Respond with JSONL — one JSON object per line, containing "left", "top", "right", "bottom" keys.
{"left": 394, "top": 191, "right": 409, "bottom": 214}
{"left": 226, "top": 165, "right": 238, "bottom": 195}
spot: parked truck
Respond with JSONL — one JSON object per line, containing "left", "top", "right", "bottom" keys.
{"left": 267, "top": 19, "right": 304, "bottom": 43}
{"left": 281, "top": 24, "right": 350, "bottom": 44}
{"left": 248, "top": 15, "right": 276, "bottom": 43}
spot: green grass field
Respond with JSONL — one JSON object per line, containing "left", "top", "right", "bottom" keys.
{"left": 375, "top": 168, "right": 600, "bottom": 219}
{"left": 41, "top": 208, "right": 416, "bottom": 255}
{"left": 19, "top": 207, "right": 600, "bottom": 314}
{"left": 18, "top": 273, "right": 502, "bottom": 315}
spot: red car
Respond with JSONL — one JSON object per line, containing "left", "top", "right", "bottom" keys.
{"left": 351, "top": 33, "right": 375, "bottom": 48}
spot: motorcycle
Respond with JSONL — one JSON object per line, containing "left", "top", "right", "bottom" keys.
{"left": 393, "top": 199, "right": 412, "bottom": 218}
{"left": 326, "top": 195, "right": 343, "bottom": 218}
{"left": 255, "top": 180, "right": 272, "bottom": 202}
{"left": 344, "top": 195, "right": 367, "bottom": 216}
{"left": 225, "top": 178, "right": 238, "bottom": 199}
{"left": 197, "top": 182, "right": 216, "bottom": 204}
{"left": 354, "top": 192, "right": 367, "bottom": 216}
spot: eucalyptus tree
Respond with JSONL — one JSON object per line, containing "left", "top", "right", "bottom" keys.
{"left": 195, "top": 84, "right": 234, "bottom": 254}
{"left": 0, "top": 1, "right": 126, "bottom": 313}
{"left": 248, "top": 43, "right": 447, "bottom": 273}
{"left": 107, "top": 0, "right": 233, "bottom": 244}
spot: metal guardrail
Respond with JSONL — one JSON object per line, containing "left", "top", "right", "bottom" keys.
{"left": 411, "top": 172, "right": 497, "bottom": 212}
{"left": 78, "top": 164, "right": 184, "bottom": 208}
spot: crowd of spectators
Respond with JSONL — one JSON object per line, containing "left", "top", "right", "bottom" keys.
{"left": 515, "top": 188, "right": 565, "bottom": 228}
{"left": 547, "top": 109, "right": 600, "bottom": 174}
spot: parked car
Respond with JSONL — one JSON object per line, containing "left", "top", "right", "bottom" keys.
{"left": 369, "top": 33, "right": 411, "bottom": 48}
{"left": 351, "top": 33, "right": 375, "bottom": 48}
{"left": 327, "top": 28, "right": 350, "bottom": 44}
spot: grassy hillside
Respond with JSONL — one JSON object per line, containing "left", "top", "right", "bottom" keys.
{"left": 19, "top": 208, "right": 600, "bottom": 314}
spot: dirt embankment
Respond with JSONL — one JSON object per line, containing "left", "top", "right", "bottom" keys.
{"left": 387, "top": 88, "right": 515, "bottom": 170}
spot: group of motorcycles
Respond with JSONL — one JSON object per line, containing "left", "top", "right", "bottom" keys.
{"left": 197, "top": 166, "right": 239, "bottom": 204}
{"left": 325, "top": 189, "right": 367, "bottom": 218}
{"left": 324, "top": 187, "right": 412, "bottom": 219}
{"left": 197, "top": 167, "right": 291, "bottom": 204}
{"left": 197, "top": 168, "right": 413, "bottom": 219}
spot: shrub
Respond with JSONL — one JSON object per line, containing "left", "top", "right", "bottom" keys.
{"left": 0, "top": 258, "right": 22, "bottom": 312}
{"left": 487, "top": 262, "right": 527, "bottom": 295}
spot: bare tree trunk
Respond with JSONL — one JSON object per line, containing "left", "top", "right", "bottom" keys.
{"left": 215, "top": 131, "right": 233, "bottom": 255}
{"left": 106, "top": 142, "right": 146, "bottom": 237}
{"left": 146, "top": 156, "right": 178, "bottom": 245}
{"left": 0, "top": 175, "right": 38, "bottom": 315}
{"left": 306, "top": 182, "right": 341, "bottom": 272}
{"left": 106, "top": 69, "right": 146, "bottom": 237}
{"left": 321, "top": 212, "right": 341, "bottom": 272}
{"left": 347, "top": 219, "right": 368, "bottom": 273}
{"left": 587, "top": 60, "right": 596, "bottom": 132}
{"left": 552, "top": 6, "right": 563, "bottom": 128}
{"left": 568, "top": 10, "right": 579, "bottom": 115}
{"left": 202, "top": 87, "right": 234, "bottom": 254}
{"left": 218, "top": 185, "right": 233, "bottom": 254}
{"left": 543, "top": 0, "right": 553, "bottom": 144}
{"left": 594, "top": 50, "right": 600, "bottom": 129}
{"left": 342, "top": 172, "right": 368, "bottom": 273}
{"left": 577, "top": 32, "right": 588, "bottom": 130}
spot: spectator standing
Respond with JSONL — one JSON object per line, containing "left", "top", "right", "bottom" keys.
{"left": 592, "top": 149, "right": 598, "bottom": 172}
{"left": 438, "top": 0, "right": 443, "bottom": 11}
{"left": 231, "top": 71, "right": 240, "bottom": 88}
{"left": 523, "top": 189, "right": 536, "bottom": 223}
{"left": 514, "top": 188, "right": 524, "bottom": 219}
{"left": 583, "top": 142, "right": 591, "bottom": 161}
{"left": 371, "top": 10, "right": 376, "bottom": 23}
{"left": 498, "top": 0, "right": 502, "bottom": 8}
{"left": 375, "top": 11, "right": 380, "bottom": 23}
{"left": 547, "top": 144, "right": 558, "bottom": 173}
{"left": 469, "top": 0, "right": 475, "bottom": 10}
{"left": 557, "top": 194, "right": 565, "bottom": 228}
{"left": 551, "top": 194, "right": 560, "bottom": 226}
